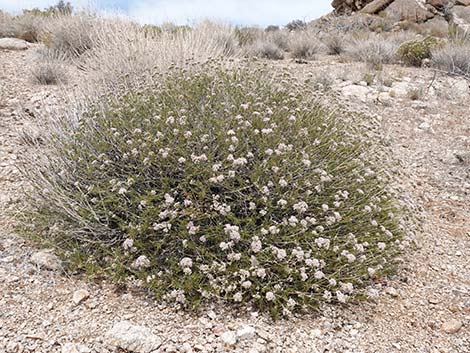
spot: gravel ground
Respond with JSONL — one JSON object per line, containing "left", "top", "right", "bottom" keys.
{"left": 0, "top": 48, "right": 469, "bottom": 353}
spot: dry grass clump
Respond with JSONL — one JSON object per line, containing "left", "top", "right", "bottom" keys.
{"left": 265, "top": 30, "right": 290, "bottom": 51}
{"left": 0, "top": 11, "right": 13, "bottom": 38}
{"left": 346, "top": 36, "right": 398, "bottom": 69}
{"left": 10, "top": 13, "right": 46, "bottom": 42}
{"left": 432, "top": 43, "right": 470, "bottom": 77}
{"left": 289, "top": 33, "right": 321, "bottom": 60}
{"left": 78, "top": 20, "right": 239, "bottom": 95}
{"left": 246, "top": 40, "right": 285, "bottom": 60}
{"left": 30, "top": 60, "right": 67, "bottom": 85}
{"left": 40, "top": 13, "right": 105, "bottom": 59}
{"left": 22, "top": 59, "right": 406, "bottom": 318}
{"left": 323, "top": 33, "right": 345, "bottom": 55}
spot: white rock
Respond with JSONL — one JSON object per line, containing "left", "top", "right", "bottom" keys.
{"left": 72, "top": 289, "right": 90, "bottom": 305}
{"left": 0, "top": 38, "right": 30, "bottom": 50}
{"left": 442, "top": 319, "right": 463, "bottom": 334}
{"left": 390, "top": 81, "right": 411, "bottom": 97}
{"left": 221, "top": 331, "right": 237, "bottom": 346}
{"left": 61, "top": 343, "right": 91, "bottom": 353}
{"left": 105, "top": 321, "right": 162, "bottom": 353}
{"left": 386, "top": 287, "right": 399, "bottom": 297}
{"left": 453, "top": 79, "right": 469, "bottom": 98}
{"left": 30, "top": 250, "right": 61, "bottom": 270}
{"left": 236, "top": 325, "right": 256, "bottom": 340}
{"left": 341, "top": 85, "right": 370, "bottom": 102}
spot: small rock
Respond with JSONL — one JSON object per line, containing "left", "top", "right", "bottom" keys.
{"left": 72, "top": 289, "right": 90, "bottom": 305}
{"left": 221, "top": 331, "right": 237, "bottom": 346}
{"left": 6, "top": 342, "right": 20, "bottom": 353}
{"left": 442, "top": 319, "right": 463, "bottom": 334}
{"left": 236, "top": 325, "right": 256, "bottom": 340}
{"left": 341, "top": 85, "right": 370, "bottom": 102}
{"left": 30, "top": 250, "right": 61, "bottom": 271}
{"left": 105, "top": 321, "right": 162, "bottom": 353}
{"left": 180, "top": 342, "right": 192, "bottom": 352}
{"left": 61, "top": 343, "right": 91, "bottom": 353}
{"left": 212, "top": 324, "right": 226, "bottom": 337}
{"left": 418, "top": 121, "right": 431, "bottom": 131}
{"left": 386, "top": 287, "right": 399, "bottom": 297}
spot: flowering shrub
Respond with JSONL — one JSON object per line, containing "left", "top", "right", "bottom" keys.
{"left": 25, "top": 61, "right": 405, "bottom": 317}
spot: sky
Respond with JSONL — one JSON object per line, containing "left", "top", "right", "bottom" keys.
{"left": 0, "top": 1, "right": 333, "bottom": 26}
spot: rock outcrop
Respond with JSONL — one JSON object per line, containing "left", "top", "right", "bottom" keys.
{"left": 331, "top": 0, "right": 470, "bottom": 29}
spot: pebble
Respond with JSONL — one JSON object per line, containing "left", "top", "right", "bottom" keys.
{"left": 72, "top": 289, "right": 90, "bottom": 305}
{"left": 30, "top": 250, "right": 61, "bottom": 271}
{"left": 386, "top": 287, "right": 399, "bottom": 298}
{"left": 236, "top": 324, "right": 256, "bottom": 340}
{"left": 221, "top": 331, "right": 237, "bottom": 346}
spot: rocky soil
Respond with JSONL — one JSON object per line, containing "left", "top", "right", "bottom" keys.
{"left": 0, "top": 46, "right": 469, "bottom": 353}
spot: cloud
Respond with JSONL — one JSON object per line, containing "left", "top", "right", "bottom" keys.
{"left": 127, "top": 0, "right": 332, "bottom": 26}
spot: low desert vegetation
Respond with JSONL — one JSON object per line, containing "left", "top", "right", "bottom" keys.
{"left": 432, "top": 43, "right": 470, "bottom": 77}
{"left": 246, "top": 40, "right": 285, "bottom": 60}
{"left": 289, "top": 33, "right": 321, "bottom": 60}
{"left": 397, "top": 36, "right": 441, "bottom": 67}
{"left": 23, "top": 59, "right": 406, "bottom": 317}
{"left": 30, "top": 59, "right": 67, "bottom": 85}
{"left": 346, "top": 36, "right": 399, "bottom": 70}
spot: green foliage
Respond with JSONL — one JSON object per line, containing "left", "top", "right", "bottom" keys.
{"left": 24, "top": 1, "right": 73, "bottom": 17}
{"left": 397, "top": 36, "right": 440, "bottom": 66}
{"left": 24, "top": 61, "right": 405, "bottom": 317}
{"left": 265, "top": 25, "right": 280, "bottom": 32}
{"left": 285, "top": 20, "right": 307, "bottom": 32}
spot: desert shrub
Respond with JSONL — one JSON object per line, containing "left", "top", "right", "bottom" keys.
{"left": 397, "top": 36, "right": 440, "bottom": 67}
{"left": 0, "top": 11, "right": 13, "bottom": 38}
{"left": 289, "top": 34, "right": 321, "bottom": 60}
{"left": 347, "top": 37, "right": 398, "bottom": 69}
{"left": 432, "top": 43, "right": 470, "bottom": 77}
{"left": 265, "top": 25, "right": 279, "bottom": 32}
{"left": 79, "top": 20, "right": 239, "bottom": 94}
{"left": 41, "top": 13, "right": 101, "bottom": 58}
{"left": 30, "top": 60, "right": 67, "bottom": 85}
{"left": 266, "top": 30, "right": 290, "bottom": 51}
{"left": 234, "top": 27, "right": 262, "bottom": 46}
{"left": 247, "top": 40, "right": 285, "bottom": 60}
{"left": 24, "top": 1, "right": 73, "bottom": 17}
{"left": 10, "top": 13, "right": 46, "bottom": 42}
{"left": 24, "top": 61, "right": 405, "bottom": 317}
{"left": 286, "top": 19, "right": 307, "bottom": 32}
{"left": 324, "top": 33, "right": 345, "bottom": 55}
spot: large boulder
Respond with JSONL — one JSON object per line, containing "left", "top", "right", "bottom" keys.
{"left": 361, "top": 0, "right": 396, "bottom": 14}
{"left": 0, "top": 38, "right": 30, "bottom": 50}
{"left": 332, "top": 0, "right": 376, "bottom": 14}
{"left": 383, "top": 0, "right": 435, "bottom": 22}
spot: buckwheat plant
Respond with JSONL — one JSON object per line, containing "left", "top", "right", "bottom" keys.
{"left": 24, "top": 60, "right": 406, "bottom": 318}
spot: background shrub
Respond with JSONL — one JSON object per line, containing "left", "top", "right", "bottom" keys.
{"left": 397, "top": 36, "right": 440, "bottom": 67}
{"left": 30, "top": 60, "right": 67, "bottom": 85}
{"left": 247, "top": 40, "right": 285, "bottom": 59}
{"left": 347, "top": 36, "right": 398, "bottom": 69}
{"left": 432, "top": 43, "right": 470, "bottom": 77}
{"left": 324, "top": 33, "right": 345, "bottom": 55}
{"left": 285, "top": 19, "right": 307, "bottom": 32}
{"left": 289, "top": 34, "right": 321, "bottom": 60}
{"left": 24, "top": 61, "right": 405, "bottom": 317}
